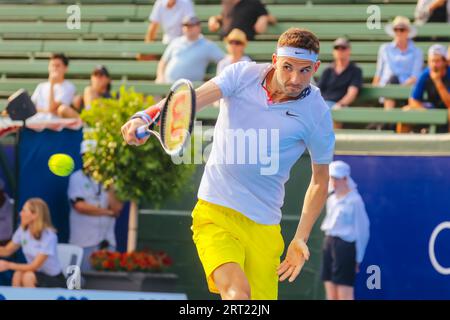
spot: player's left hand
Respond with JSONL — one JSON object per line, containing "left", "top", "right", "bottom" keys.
{"left": 277, "top": 238, "right": 310, "bottom": 282}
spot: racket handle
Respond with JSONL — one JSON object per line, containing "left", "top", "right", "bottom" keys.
{"left": 136, "top": 125, "right": 151, "bottom": 139}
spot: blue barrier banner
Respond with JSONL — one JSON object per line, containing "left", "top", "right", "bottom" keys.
{"left": 0, "top": 286, "right": 187, "bottom": 300}
{"left": 335, "top": 155, "right": 450, "bottom": 299}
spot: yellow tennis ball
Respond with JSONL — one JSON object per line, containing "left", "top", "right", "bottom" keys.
{"left": 48, "top": 153, "right": 75, "bottom": 177}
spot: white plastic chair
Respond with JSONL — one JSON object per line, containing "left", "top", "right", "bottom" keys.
{"left": 57, "top": 243, "right": 83, "bottom": 278}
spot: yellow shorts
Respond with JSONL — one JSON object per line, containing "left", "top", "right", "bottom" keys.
{"left": 191, "top": 199, "right": 285, "bottom": 300}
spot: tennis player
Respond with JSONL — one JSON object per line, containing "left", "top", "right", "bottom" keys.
{"left": 121, "top": 28, "right": 335, "bottom": 300}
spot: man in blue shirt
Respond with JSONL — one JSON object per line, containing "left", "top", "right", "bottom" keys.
{"left": 156, "top": 16, "right": 225, "bottom": 83}
{"left": 399, "top": 44, "right": 450, "bottom": 133}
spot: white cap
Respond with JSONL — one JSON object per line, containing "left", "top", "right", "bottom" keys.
{"left": 329, "top": 160, "right": 351, "bottom": 179}
{"left": 80, "top": 140, "right": 97, "bottom": 155}
{"left": 428, "top": 44, "right": 447, "bottom": 59}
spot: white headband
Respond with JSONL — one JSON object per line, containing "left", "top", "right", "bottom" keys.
{"left": 276, "top": 46, "right": 318, "bottom": 62}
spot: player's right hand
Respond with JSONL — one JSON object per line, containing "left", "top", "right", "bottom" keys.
{"left": 121, "top": 118, "right": 150, "bottom": 146}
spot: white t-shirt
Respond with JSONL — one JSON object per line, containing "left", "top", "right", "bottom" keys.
{"left": 149, "top": 0, "right": 195, "bottom": 44}
{"left": 12, "top": 226, "right": 62, "bottom": 276}
{"left": 198, "top": 61, "right": 335, "bottom": 225}
{"left": 31, "top": 80, "right": 76, "bottom": 113}
{"left": 321, "top": 190, "right": 370, "bottom": 263}
{"left": 68, "top": 169, "right": 116, "bottom": 248}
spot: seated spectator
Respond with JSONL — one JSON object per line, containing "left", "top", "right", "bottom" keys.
{"left": 398, "top": 44, "right": 450, "bottom": 133}
{"left": 0, "top": 198, "right": 65, "bottom": 288}
{"left": 372, "top": 16, "right": 423, "bottom": 110}
{"left": 216, "top": 28, "right": 252, "bottom": 75}
{"left": 0, "top": 178, "right": 13, "bottom": 247}
{"left": 156, "top": 16, "right": 225, "bottom": 84}
{"left": 61, "top": 65, "right": 113, "bottom": 118}
{"left": 31, "top": 53, "right": 76, "bottom": 118}
{"left": 208, "top": 0, "right": 276, "bottom": 41}
{"left": 68, "top": 140, "right": 123, "bottom": 271}
{"left": 415, "top": 0, "right": 450, "bottom": 24}
{"left": 145, "top": 0, "right": 195, "bottom": 45}
{"left": 318, "top": 38, "right": 363, "bottom": 111}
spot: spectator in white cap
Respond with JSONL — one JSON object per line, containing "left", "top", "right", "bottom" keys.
{"left": 373, "top": 16, "right": 423, "bottom": 110}
{"left": 320, "top": 160, "right": 370, "bottom": 300}
{"left": 399, "top": 44, "right": 450, "bottom": 133}
{"left": 0, "top": 178, "right": 14, "bottom": 246}
{"left": 67, "top": 140, "right": 123, "bottom": 271}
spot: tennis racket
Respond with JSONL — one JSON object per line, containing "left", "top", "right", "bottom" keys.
{"left": 136, "top": 79, "right": 196, "bottom": 156}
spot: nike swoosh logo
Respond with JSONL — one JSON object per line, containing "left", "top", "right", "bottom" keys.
{"left": 294, "top": 51, "right": 304, "bottom": 54}
{"left": 286, "top": 111, "right": 299, "bottom": 117}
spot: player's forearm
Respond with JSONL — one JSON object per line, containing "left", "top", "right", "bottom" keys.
{"left": 194, "top": 81, "right": 223, "bottom": 112}
{"left": 294, "top": 176, "right": 329, "bottom": 242}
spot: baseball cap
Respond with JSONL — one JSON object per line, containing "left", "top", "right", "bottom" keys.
{"left": 92, "top": 65, "right": 110, "bottom": 77}
{"left": 428, "top": 44, "right": 447, "bottom": 59}
{"left": 182, "top": 16, "right": 201, "bottom": 26}
{"left": 333, "top": 37, "right": 350, "bottom": 48}
{"left": 225, "top": 28, "right": 248, "bottom": 45}
{"left": 329, "top": 160, "right": 351, "bottom": 179}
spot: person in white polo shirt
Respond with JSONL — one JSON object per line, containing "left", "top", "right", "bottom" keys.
{"left": 122, "top": 27, "right": 335, "bottom": 300}
{"left": 321, "top": 160, "right": 370, "bottom": 300}
{"left": 68, "top": 140, "right": 123, "bottom": 271}
{"left": 31, "top": 53, "right": 76, "bottom": 118}
{"left": 145, "top": 0, "right": 195, "bottom": 45}
{"left": 0, "top": 198, "right": 65, "bottom": 288}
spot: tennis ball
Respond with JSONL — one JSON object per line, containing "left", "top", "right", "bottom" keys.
{"left": 48, "top": 153, "right": 75, "bottom": 177}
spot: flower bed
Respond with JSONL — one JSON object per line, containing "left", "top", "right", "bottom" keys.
{"left": 90, "top": 250, "right": 173, "bottom": 272}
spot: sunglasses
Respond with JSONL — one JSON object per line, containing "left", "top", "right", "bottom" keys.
{"left": 228, "top": 40, "right": 244, "bottom": 46}
{"left": 394, "top": 28, "right": 407, "bottom": 33}
{"left": 333, "top": 46, "right": 349, "bottom": 50}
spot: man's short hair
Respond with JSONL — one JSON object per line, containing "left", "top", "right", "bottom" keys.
{"left": 277, "top": 28, "right": 320, "bottom": 54}
{"left": 50, "top": 53, "right": 69, "bottom": 66}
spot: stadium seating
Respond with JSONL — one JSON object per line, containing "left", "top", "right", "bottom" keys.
{"left": 0, "top": 1, "right": 447, "bottom": 128}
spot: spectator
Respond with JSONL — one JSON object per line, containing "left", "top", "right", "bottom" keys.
{"left": 0, "top": 198, "right": 65, "bottom": 288}
{"left": 156, "top": 16, "right": 225, "bottom": 84}
{"left": 317, "top": 38, "right": 363, "bottom": 112}
{"left": 0, "top": 178, "right": 13, "bottom": 246}
{"left": 31, "top": 53, "right": 76, "bottom": 118}
{"left": 208, "top": 0, "right": 276, "bottom": 41}
{"left": 216, "top": 28, "right": 252, "bottom": 75}
{"left": 145, "top": 0, "right": 195, "bottom": 45}
{"left": 373, "top": 16, "right": 423, "bottom": 110}
{"left": 68, "top": 140, "right": 123, "bottom": 271}
{"left": 399, "top": 44, "right": 450, "bottom": 133}
{"left": 415, "top": 0, "right": 450, "bottom": 24}
{"left": 61, "top": 65, "right": 113, "bottom": 118}
{"left": 321, "top": 161, "right": 370, "bottom": 300}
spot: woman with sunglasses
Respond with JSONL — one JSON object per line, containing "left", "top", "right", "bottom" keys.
{"left": 216, "top": 28, "right": 252, "bottom": 75}
{"left": 372, "top": 16, "right": 423, "bottom": 110}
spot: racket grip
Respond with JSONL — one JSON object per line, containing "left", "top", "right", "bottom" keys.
{"left": 136, "top": 125, "right": 151, "bottom": 139}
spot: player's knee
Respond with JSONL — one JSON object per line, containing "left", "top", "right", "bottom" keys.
{"left": 221, "top": 281, "right": 251, "bottom": 300}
